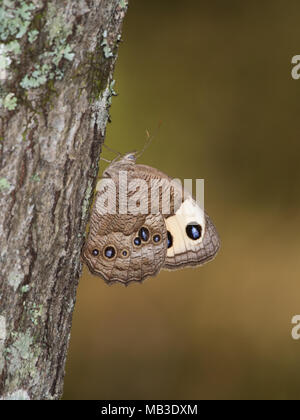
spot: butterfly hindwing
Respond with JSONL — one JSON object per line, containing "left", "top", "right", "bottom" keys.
{"left": 82, "top": 178, "right": 168, "bottom": 285}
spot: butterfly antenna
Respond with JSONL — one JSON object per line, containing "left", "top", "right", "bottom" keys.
{"left": 100, "top": 143, "right": 123, "bottom": 164}
{"left": 136, "top": 121, "right": 162, "bottom": 159}
{"left": 102, "top": 143, "right": 122, "bottom": 158}
{"left": 100, "top": 157, "right": 113, "bottom": 163}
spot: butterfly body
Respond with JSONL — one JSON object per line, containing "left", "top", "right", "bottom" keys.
{"left": 82, "top": 153, "right": 220, "bottom": 285}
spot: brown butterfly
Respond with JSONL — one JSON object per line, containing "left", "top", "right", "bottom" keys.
{"left": 82, "top": 152, "right": 220, "bottom": 285}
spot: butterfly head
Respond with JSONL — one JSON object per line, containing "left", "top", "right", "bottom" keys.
{"left": 123, "top": 152, "right": 137, "bottom": 162}
{"left": 102, "top": 151, "right": 137, "bottom": 178}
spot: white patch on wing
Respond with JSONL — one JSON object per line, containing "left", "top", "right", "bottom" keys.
{"left": 166, "top": 197, "right": 205, "bottom": 257}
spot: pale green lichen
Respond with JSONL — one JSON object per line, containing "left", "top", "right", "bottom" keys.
{"left": 6, "top": 331, "right": 40, "bottom": 371}
{"left": 0, "top": 53, "right": 9, "bottom": 70}
{"left": 0, "top": 92, "right": 18, "bottom": 110}
{"left": 1, "top": 1, "right": 76, "bottom": 113}
{"left": 20, "top": 284, "right": 30, "bottom": 293}
{"left": 107, "top": 79, "right": 117, "bottom": 106}
{"left": 101, "top": 30, "right": 113, "bottom": 59}
{"left": 91, "top": 84, "right": 111, "bottom": 135}
{"left": 31, "top": 173, "right": 40, "bottom": 182}
{"left": 44, "top": 43, "right": 75, "bottom": 67}
{"left": 0, "top": 40, "right": 21, "bottom": 85}
{"left": 119, "top": 0, "right": 128, "bottom": 8}
{"left": 28, "top": 303, "right": 43, "bottom": 326}
{"left": 5, "top": 330, "right": 42, "bottom": 393}
{"left": 0, "top": 177, "right": 11, "bottom": 191}
{"left": 1, "top": 389, "right": 30, "bottom": 400}
{"left": 61, "top": 44, "right": 75, "bottom": 62}
{"left": 0, "top": 1, "right": 36, "bottom": 108}
{"left": 20, "top": 3, "right": 75, "bottom": 90}
{"left": 0, "top": 1, "right": 36, "bottom": 41}
{"left": 20, "top": 64, "right": 48, "bottom": 89}
{"left": 109, "top": 79, "right": 117, "bottom": 96}
{"left": 7, "top": 331, "right": 33, "bottom": 361}
{"left": 28, "top": 29, "right": 38, "bottom": 44}
{"left": 8, "top": 271, "right": 24, "bottom": 291}
{"left": 21, "top": 301, "right": 43, "bottom": 325}
{"left": 46, "top": 3, "right": 72, "bottom": 44}
{"left": 5, "top": 40, "right": 21, "bottom": 55}
{"left": 0, "top": 315, "right": 6, "bottom": 375}
{"left": 0, "top": 45, "right": 11, "bottom": 71}
{"left": 0, "top": 316, "right": 6, "bottom": 341}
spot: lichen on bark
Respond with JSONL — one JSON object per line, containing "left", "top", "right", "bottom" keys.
{"left": 0, "top": 0, "right": 128, "bottom": 400}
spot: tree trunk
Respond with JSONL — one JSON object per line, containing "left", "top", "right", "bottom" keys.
{"left": 0, "top": 0, "right": 127, "bottom": 400}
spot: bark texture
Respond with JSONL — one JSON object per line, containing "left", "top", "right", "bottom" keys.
{"left": 0, "top": 0, "right": 127, "bottom": 400}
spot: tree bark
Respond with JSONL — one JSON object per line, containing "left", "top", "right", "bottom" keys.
{"left": 0, "top": 0, "right": 127, "bottom": 400}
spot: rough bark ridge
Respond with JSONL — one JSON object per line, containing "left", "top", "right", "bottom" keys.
{"left": 0, "top": 0, "right": 127, "bottom": 400}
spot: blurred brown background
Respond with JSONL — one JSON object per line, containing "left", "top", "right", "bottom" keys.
{"left": 63, "top": 0, "right": 300, "bottom": 399}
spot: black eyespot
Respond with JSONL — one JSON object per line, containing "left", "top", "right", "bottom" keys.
{"left": 134, "top": 237, "right": 141, "bottom": 246}
{"left": 104, "top": 246, "right": 116, "bottom": 259}
{"left": 167, "top": 231, "right": 173, "bottom": 248}
{"left": 153, "top": 234, "right": 161, "bottom": 243}
{"left": 186, "top": 223, "right": 202, "bottom": 240}
{"left": 92, "top": 249, "right": 99, "bottom": 256}
{"left": 122, "top": 250, "right": 128, "bottom": 257}
{"left": 139, "top": 227, "right": 149, "bottom": 242}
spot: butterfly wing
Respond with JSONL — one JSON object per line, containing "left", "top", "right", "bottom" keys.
{"left": 127, "top": 163, "right": 220, "bottom": 269}
{"left": 82, "top": 154, "right": 220, "bottom": 284}
{"left": 81, "top": 189, "right": 168, "bottom": 285}
{"left": 164, "top": 196, "right": 220, "bottom": 269}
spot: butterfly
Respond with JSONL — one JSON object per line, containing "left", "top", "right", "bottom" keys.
{"left": 81, "top": 152, "right": 220, "bottom": 285}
